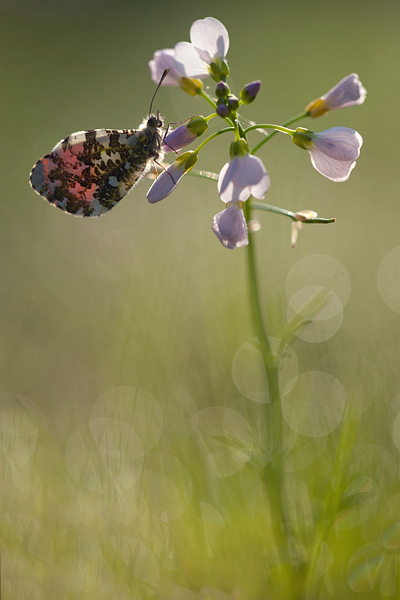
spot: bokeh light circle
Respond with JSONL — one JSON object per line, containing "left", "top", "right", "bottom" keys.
{"left": 286, "top": 285, "right": 343, "bottom": 342}
{"left": 285, "top": 254, "right": 351, "bottom": 306}
{"left": 282, "top": 371, "right": 346, "bottom": 437}
{"left": 232, "top": 337, "right": 298, "bottom": 403}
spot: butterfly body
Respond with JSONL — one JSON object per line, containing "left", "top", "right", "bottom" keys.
{"left": 29, "top": 115, "right": 164, "bottom": 217}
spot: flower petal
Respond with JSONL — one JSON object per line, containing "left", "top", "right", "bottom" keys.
{"left": 322, "top": 73, "right": 367, "bottom": 110}
{"left": 174, "top": 41, "right": 210, "bottom": 78}
{"left": 250, "top": 168, "right": 270, "bottom": 200}
{"left": 146, "top": 163, "right": 185, "bottom": 203}
{"left": 217, "top": 155, "right": 270, "bottom": 203}
{"left": 309, "top": 152, "right": 357, "bottom": 182}
{"left": 312, "top": 127, "right": 363, "bottom": 162}
{"left": 212, "top": 203, "right": 248, "bottom": 249}
{"left": 163, "top": 125, "right": 196, "bottom": 152}
{"left": 149, "top": 49, "right": 184, "bottom": 86}
{"left": 190, "top": 17, "right": 229, "bottom": 62}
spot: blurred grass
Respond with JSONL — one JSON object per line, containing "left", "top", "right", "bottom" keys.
{"left": 1, "top": 0, "right": 400, "bottom": 597}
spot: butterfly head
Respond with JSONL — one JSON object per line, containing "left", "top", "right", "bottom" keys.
{"left": 147, "top": 112, "right": 164, "bottom": 129}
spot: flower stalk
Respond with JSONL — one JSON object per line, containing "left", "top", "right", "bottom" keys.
{"left": 243, "top": 199, "right": 289, "bottom": 562}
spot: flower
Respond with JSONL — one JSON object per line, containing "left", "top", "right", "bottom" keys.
{"left": 163, "top": 117, "right": 208, "bottom": 152}
{"left": 146, "top": 152, "right": 198, "bottom": 203}
{"left": 212, "top": 202, "right": 248, "bottom": 249}
{"left": 174, "top": 17, "right": 229, "bottom": 80}
{"left": 292, "top": 126, "right": 363, "bottom": 182}
{"left": 149, "top": 49, "right": 185, "bottom": 87}
{"left": 218, "top": 141, "right": 270, "bottom": 203}
{"left": 306, "top": 73, "right": 367, "bottom": 118}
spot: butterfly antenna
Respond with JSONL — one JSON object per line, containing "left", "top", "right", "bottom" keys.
{"left": 149, "top": 68, "right": 169, "bottom": 116}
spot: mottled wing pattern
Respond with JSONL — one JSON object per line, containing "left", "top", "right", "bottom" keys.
{"left": 30, "top": 117, "right": 164, "bottom": 217}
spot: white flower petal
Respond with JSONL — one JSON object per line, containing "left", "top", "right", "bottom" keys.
{"left": 212, "top": 204, "right": 248, "bottom": 249}
{"left": 190, "top": 17, "right": 229, "bottom": 62}
{"left": 149, "top": 49, "right": 184, "bottom": 86}
{"left": 309, "top": 152, "right": 357, "bottom": 182}
{"left": 250, "top": 172, "right": 270, "bottom": 200}
{"left": 312, "top": 127, "right": 363, "bottom": 162}
{"left": 323, "top": 73, "right": 367, "bottom": 110}
{"left": 217, "top": 155, "right": 270, "bottom": 203}
{"left": 174, "top": 41, "right": 210, "bottom": 78}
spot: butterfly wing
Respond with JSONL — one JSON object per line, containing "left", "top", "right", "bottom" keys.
{"left": 30, "top": 129, "right": 151, "bottom": 217}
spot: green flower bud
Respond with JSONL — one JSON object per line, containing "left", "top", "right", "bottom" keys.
{"left": 186, "top": 116, "right": 208, "bottom": 137}
{"left": 292, "top": 127, "right": 314, "bottom": 150}
{"left": 221, "top": 60, "right": 230, "bottom": 77}
{"left": 229, "top": 139, "right": 249, "bottom": 159}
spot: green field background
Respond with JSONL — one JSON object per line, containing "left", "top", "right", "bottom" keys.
{"left": 1, "top": 0, "right": 400, "bottom": 598}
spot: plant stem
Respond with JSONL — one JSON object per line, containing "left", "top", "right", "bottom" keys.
{"left": 250, "top": 111, "right": 309, "bottom": 155}
{"left": 243, "top": 199, "right": 289, "bottom": 565}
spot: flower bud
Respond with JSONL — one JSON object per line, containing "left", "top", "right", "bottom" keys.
{"left": 216, "top": 81, "right": 230, "bottom": 98}
{"left": 227, "top": 94, "right": 239, "bottom": 112}
{"left": 186, "top": 116, "right": 208, "bottom": 137}
{"left": 292, "top": 127, "right": 313, "bottom": 150}
{"left": 146, "top": 152, "right": 198, "bottom": 203}
{"left": 163, "top": 117, "right": 208, "bottom": 152}
{"left": 221, "top": 60, "right": 230, "bottom": 77}
{"left": 216, "top": 101, "right": 229, "bottom": 118}
{"left": 229, "top": 139, "right": 250, "bottom": 159}
{"left": 209, "top": 62, "right": 223, "bottom": 82}
{"left": 305, "top": 74, "right": 366, "bottom": 118}
{"left": 240, "top": 80, "right": 261, "bottom": 105}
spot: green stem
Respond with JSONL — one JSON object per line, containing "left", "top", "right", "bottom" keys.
{"left": 250, "top": 111, "right": 309, "bottom": 155}
{"left": 194, "top": 127, "right": 235, "bottom": 154}
{"left": 243, "top": 199, "right": 289, "bottom": 567}
{"left": 244, "top": 124, "right": 295, "bottom": 136}
{"left": 198, "top": 88, "right": 218, "bottom": 111}
{"left": 251, "top": 201, "right": 336, "bottom": 224}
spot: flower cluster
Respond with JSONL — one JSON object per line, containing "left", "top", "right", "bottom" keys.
{"left": 147, "top": 17, "right": 366, "bottom": 249}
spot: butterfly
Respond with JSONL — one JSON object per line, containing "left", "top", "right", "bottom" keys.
{"left": 29, "top": 70, "right": 169, "bottom": 217}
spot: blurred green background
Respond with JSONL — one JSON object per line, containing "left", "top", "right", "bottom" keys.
{"left": 2, "top": 0, "right": 400, "bottom": 598}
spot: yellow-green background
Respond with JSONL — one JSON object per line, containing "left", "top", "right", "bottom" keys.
{"left": 1, "top": 0, "right": 400, "bottom": 598}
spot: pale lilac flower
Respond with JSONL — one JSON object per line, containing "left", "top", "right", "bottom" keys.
{"left": 147, "top": 152, "right": 198, "bottom": 203}
{"left": 149, "top": 49, "right": 185, "bottom": 86}
{"left": 163, "top": 125, "right": 197, "bottom": 152}
{"left": 174, "top": 17, "right": 229, "bottom": 79}
{"left": 218, "top": 154, "right": 270, "bottom": 203}
{"left": 212, "top": 203, "right": 248, "bottom": 249}
{"left": 163, "top": 117, "right": 208, "bottom": 152}
{"left": 292, "top": 126, "right": 363, "bottom": 182}
{"left": 306, "top": 74, "right": 367, "bottom": 118}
